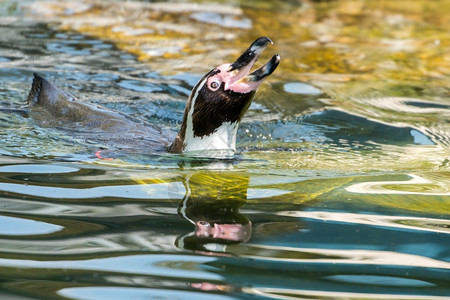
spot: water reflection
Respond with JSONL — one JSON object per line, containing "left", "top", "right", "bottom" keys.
{"left": 278, "top": 210, "right": 450, "bottom": 235}
{"left": 0, "top": 161, "right": 449, "bottom": 299}
{"left": 59, "top": 286, "right": 236, "bottom": 300}
{"left": 176, "top": 172, "right": 252, "bottom": 253}
{"left": 0, "top": 215, "right": 62, "bottom": 235}
{"left": 247, "top": 287, "right": 450, "bottom": 300}
{"left": 346, "top": 173, "right": 450, "bottom": 196}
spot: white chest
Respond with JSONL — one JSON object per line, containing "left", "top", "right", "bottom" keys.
{"left": 183, "top": 121, "right": 238, "bottom": 158}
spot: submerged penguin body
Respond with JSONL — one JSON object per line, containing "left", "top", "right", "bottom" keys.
{"left": 27, "top": 74, "right": 170, "bottom": 153}
{"left": 27, "top": 37, "right": 280, "bottom": 158}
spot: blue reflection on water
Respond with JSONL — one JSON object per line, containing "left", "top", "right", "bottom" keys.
{"left": 0, "top": 215, "right": 63, "bottom": 235}
{"left": 0, "top": 254, "right": 221, "bottom": 280}
{"left": 59, "top": 286, "right": 237, "bottom": 300}
{"left": 411, "top": 129, "right": 435, "bottom": 145}
{"left": 326, "top": 274, "right": 435, "bottom": 287}
{"left": 0, "top": 182, "right": 185, "bottom": 199}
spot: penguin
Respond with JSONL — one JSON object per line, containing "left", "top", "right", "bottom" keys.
{"left": 27, "top": 37, "right": 280, "bottom": 158}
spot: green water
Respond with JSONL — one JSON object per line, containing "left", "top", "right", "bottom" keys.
{"left": 0, "top": 0, "right": 449, "bottom": 299}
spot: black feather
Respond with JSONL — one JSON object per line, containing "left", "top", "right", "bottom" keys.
{"left": 27, "top": 73, "right": 44, "bottom": 105}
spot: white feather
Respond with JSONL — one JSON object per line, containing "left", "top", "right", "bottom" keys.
{"left": 184, "top": 121, "right": 238, "bottom": 158}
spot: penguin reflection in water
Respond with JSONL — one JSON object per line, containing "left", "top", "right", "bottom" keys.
{"left": 175, "top": 172, "right": 252, "bottom": 253}
{"left": 27, "top": 37, "right": 280, "bottom": 158}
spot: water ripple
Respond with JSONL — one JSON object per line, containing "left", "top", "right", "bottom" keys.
{"left": 0, "top": 254, "right": 219, "bottom": 279}
{"left": 277, "top": 211, "right": 450, "bottom": 234}
{"left": 59, "top": 286, "right": 236, "bottom": 300}
{"left": 346, "top": 173, "right": 450, "bottom": 196}
{"left": 246, "top": 287, "right": 450, "bottom": 300}
{"left": 0, "top": 181, "right": 185, "bottom": 200}
{"left": 0, "top": 231, "right": 179, "bottom": 255}
{"left": 240, "top": 245, "right": 450, "bottom": 269}
{"left": 0, "top": 215, "right": 62, "bottom": 235}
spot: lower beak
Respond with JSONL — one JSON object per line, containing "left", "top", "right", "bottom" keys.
{"left": 227, "top": 37, "right": 280, "bottom": 84}
{"left": 246, "top": 54, "right": 280, "bottom": 82}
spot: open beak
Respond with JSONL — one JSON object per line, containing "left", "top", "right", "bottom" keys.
{"left": 227, "top": 37, "right": 280, "bottom": 87}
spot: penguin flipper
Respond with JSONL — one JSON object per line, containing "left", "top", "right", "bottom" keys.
{"left": 27, "top": 73, "right": 74, "bottom": 107}
{"left": 27, "top": 73, "right": 44, "bottom": 105}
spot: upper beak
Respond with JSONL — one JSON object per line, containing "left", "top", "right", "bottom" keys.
{"left": 227, "top": 37, "right": 280, "bottom": 84}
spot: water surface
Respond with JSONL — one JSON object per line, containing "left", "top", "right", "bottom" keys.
{"left": 0, "top": 0, "right": 449, "bottom": 299}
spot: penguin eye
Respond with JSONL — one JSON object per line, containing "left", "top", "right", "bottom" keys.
{"left": 208, "top": 79, "right": 221, "bottom": 91}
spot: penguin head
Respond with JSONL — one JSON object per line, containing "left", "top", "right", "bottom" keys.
{"left": 169, "top": 37, "right": 280, "bottom": 158}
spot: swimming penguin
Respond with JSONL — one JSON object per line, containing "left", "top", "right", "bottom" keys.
{"left": 27, "top": 37, "right": 280, "bottom": 158}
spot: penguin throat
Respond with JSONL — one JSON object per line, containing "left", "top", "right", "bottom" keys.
{"left": 183, "top": 120, "right": 239, "bottom": 159}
